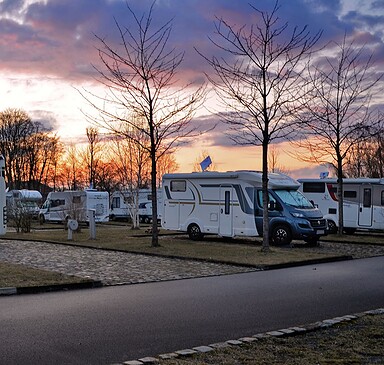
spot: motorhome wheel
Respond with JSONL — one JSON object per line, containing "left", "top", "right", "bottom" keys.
{"left": 327, "top": 220, "right": 337, "bottom": 234}
{"left": 188, "top": 223, "right": 203, "bottom": 241}
{"left": 271, "top": 225, "right": 292, "bottom": 245}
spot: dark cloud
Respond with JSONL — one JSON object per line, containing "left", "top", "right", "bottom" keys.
{"left": 0, "top": 0, "right": 24, "bottom": 14}
{"left": 0, "top": 0, "right": 381, "bottom": 89}
{"left": 29, "top": 110, "right": 60, "bottom": 131}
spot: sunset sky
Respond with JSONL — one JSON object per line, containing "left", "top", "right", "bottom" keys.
{"left": 0, "top": 0, "right": 383, "bottom": 178}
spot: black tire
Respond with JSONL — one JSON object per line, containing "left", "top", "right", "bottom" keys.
{"left": 187, "top": 223, "right": 204, "bottom": 241}
{"left": 144, "top": 217, "right": 151, "bottom": 224}
{"left": 38, "top": 214, "right": 45, "bottom": 225}
{"left": 328, "top": 220, "right": 337, "bottom": 234}
{"left": 271, "top": 224, "right": 292, "bottom": 245}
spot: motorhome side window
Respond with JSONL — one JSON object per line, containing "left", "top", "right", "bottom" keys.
{"left": 363, "top": 188, "right": 371, "bottom": 207}
{"left": 170, "top": 180, "right": 186, "bottom": 192}
{"left": 302, "top": 182, "right": 325, "bottom": 193}
{"left": 112, "top": 197, "right": 120, "bottom": 208}
{"left": 344, "top": 191, "right": 357, "bottom": 199}
{"left": 73, "top": 196, "right": 81, "bottom": 204}
{"left": 51, "top": 199, "right": 65, "bottom": 207}
{"left": 124, "top": 196, "right": 133, "bottom": 204}
{"left": 381, "top": 191, "right": 384, "bottom": 206}
{"left": 257, "top": 190, "right": 276, "bottom": 208}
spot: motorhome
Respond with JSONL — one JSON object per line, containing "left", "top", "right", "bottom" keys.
{"left": 110, "top": 189, "right": 162, "bottom": 222}
{"left": 6, "top": 189, "right": 42, "bottom": 218}
{"left": 298, "top": 178, "right": 384, "bottom": 234}
{"left": 39, "top": 189, "right": 109, "bottom": 224}
{"left": 161, "top": 171, "right": 327, "bottom": 245}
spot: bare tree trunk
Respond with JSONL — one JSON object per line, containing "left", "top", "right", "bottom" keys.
{"left": 337, "top": 157, "right": 344, "bottom": 235}
{"left": 262, "top": 140, "right": 269, "bottom": 252}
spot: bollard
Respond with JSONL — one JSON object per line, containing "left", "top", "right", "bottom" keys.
{"left": 89, "top": 209, "right": 96, "bottom": 240}
{"left": 67, "top": 219, "right": 78, "bottom": 241}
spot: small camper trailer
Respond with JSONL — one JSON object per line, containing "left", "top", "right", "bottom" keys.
{"left": 162, "top": 171, "right": 327, "bottom": 245}
{"left": 39, "top": 189, "right": 109, "bottom": 224}
{"left": 298, "top": 178, "right": 384, "bottom": 233}
{"left": 6, "top": 189, "right": 42, "bottom": 218}
{"left": 110, "top": 189, "right": 162, "bottom": 222}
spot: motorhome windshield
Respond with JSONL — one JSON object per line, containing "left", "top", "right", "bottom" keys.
{"left": 274, "top": 189, "right": 314, "bottom": 209}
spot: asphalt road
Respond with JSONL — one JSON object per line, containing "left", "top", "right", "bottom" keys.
{"left": 1, "top": 256, "right": 384, "bottom": 365}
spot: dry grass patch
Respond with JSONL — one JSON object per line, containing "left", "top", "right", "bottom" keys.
{"left": 158, "top": 314, "right": 384, "bottom": 365}
{"left": 0, "top": 262, "right": 92, "bottom": 288}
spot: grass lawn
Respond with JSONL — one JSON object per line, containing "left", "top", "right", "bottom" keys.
{"left": 0, "top": 261, "right": 93, "bottom": 288}
{"left": 3, "top": 222, "right": 343, "bottom": 267}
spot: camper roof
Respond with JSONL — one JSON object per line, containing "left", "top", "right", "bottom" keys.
{"left": 162, "top": 170, "right": 300, "bottom": 189}
{"left": 8, "top": 189, "right": 42, "bottom": 200}
{"left": 298, "top": 178, "right": 384, "bottom": 185}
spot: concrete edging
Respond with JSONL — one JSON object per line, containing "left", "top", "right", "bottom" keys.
{"left": 120, "top": 308, "right": 384, "bottom": 365}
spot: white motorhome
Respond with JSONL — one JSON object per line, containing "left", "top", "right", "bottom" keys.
{"left": 110, "top": 189, "right": 162, "bottom": 222}
{"left": 162, "top": 171, "right": 327, "bottom": 245}
{"left": 6, "top": 189, "right": 42, "bottom": 218}
{"left": 298, "top": 178, "right": 384, "bottom": 234}
{"left": 39, "top": 189, "right": 109, "bottom": 224}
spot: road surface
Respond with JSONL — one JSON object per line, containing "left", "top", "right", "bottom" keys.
{"left": 1, "top": 256, "right": 383, "bottom": 364}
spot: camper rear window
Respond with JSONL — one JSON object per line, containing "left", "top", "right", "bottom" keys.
{"left": 302, "top": 182, "right": 325, "bottom": 193}
{"left": 170, "top": 180, "right": 186, "bottom": 192}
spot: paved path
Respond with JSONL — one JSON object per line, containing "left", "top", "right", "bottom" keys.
{"left": 0, "top": 239, "right": 383, "bottom": 286}
{"left": 0, "top": 240, "right": 256, "bottom": 285}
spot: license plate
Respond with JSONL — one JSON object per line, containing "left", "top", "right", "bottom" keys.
{"left": 317, "top": 230, "right": 325, "bottom": 235}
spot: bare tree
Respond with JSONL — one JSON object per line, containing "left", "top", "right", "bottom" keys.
{"left": 200, "top": 1, "right": 321, "bottom": 251}
{"left": 155, "top": 152, "right": 178, "bottom": 188}
{"left": 292, "top": 35, "right": 383, "bottom": 234}
{"left": 85, "top": 127, "right": 102, "bottom": 189}
{"left": 81, "top": 2, "right": 206, "bottom": 246}
{"left": 109, "top": 121, "right": 151, "bottom": 229}
{"left": 268, "top": 146, "right": 290, "bottom": 175}
{"left": 344, "top": 117, "right": 384, "bottom": 178}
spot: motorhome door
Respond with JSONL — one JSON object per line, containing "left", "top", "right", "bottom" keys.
{"left": 358, "top": 184, "right": 373, "bottom": 226}
{"left": 219, "top": 186, "right": 233, "bottom": 237}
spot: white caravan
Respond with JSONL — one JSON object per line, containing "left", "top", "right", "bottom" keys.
{"left": 6, "top": 189, "right": 42, "bottom": 218}
{"left": 162, "top": 171, "right": 327, "bottom": 245}
{"left": 298, "top": 178, "right": 384, "bottom": 234}
{"left": 39, "top": 189, "right": 109, "bottom": 224}
{"left": 110, "top": 189, "right": 162, "bottom": 223}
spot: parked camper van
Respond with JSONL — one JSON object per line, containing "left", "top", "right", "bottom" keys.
{"left": 39, "top": 189, "right": 109, "bottom": 224}
{"left": 6, "top": 189, "right": 42, "bottom": 218}
{"left": 110, "top": 189, "right": 162, "bottom": 222}
{"left": 298, "top": 178, "right": 384, "bottom": 234}
{"left": 162, "top": 171, "right": 327, "bottom": 245}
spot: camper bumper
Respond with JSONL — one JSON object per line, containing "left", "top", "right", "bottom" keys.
{"left": 291, "top": 217, "right": 327, "bottom": 240}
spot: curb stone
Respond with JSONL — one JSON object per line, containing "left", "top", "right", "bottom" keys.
{"left": 0, "top": 280, "right": 102, "bottom": 296}
{"left": 0, "top": 287, "right": 17, "bottom": 295}
{"left": 118, "top": 307, "right": 384, "bottom": 365}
